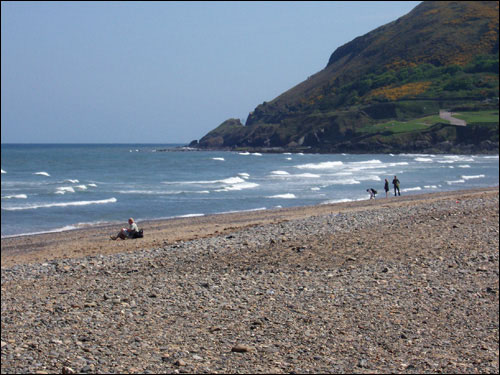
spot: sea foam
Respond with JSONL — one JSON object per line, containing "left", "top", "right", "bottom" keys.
{"left": 2, "top": 194, "right": 28, "bottom": 199}
{"left": 295, "top": 161, "right": 343, "bottom": 170}
{"left": 267, "top": 193, "right": 296, "bottom": 199}
{"left": 321, "top": 198, "right": 353, "bottom": 205}
{"left": 34, "top": 171, "right": 50, "bottom": 177}
{"left": 462, "top": 174, "right": 485, "bottom": 180}
{"left": 293, "top": 173, "right": 321, "bottom": 178}
{"left": 55, "top": 186, "right": 75, "bottom": 194}
{"left": 401, "top": 187, "right": 422, "bottom": 192}
{"left": 216, "top": 182, "right": 259, "bottom": 192}
{"left": 2, "top": 197, "right": 117, "bottom": 211}
{"left": 447, "top": 179, "right": 465, "bottom": 185}
{"left": 270, "top": 171, "right": 290, "bottom": 176}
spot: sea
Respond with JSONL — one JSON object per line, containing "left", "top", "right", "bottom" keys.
{"left": 1, "top": 144, "right": 498, "bottom": 238}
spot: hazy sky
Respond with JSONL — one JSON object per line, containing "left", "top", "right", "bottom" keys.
{"left": 1, "top": 1, "right": 420, "bottom": 144}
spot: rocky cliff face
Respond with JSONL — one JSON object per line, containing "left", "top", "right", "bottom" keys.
{"left": 195, "top": 1, "right": 499, "bottom": 153}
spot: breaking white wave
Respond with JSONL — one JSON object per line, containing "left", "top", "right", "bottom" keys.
{"left": 296, "top": 161, "right": 343, "bottom": 170}
{"left": 218, "top": 207, "right": 267, "bottom": 215}
{"left": 414, "top": 157, "right": 433, "bottom": 162}
{"left": 64, "top": 179, "right": 79, "bottom": 183}
{"left": 88, "top": 183, "right": 97, "bottom": 187}
{"left": 219, "top": 176, "right": 246, "bottom": 185}
{"left": 238, "top": 173, "right": 250, "bottom": 179}
{"left": 457, "top": 165, "right": 471, "bottom": 168}
{"left": 321, "top": 198, "right": 353, "bottom": 205}
{"left": 267, "top": 193, "right": 296, "bottom": 199}
{"left": 75, "top": 185, "right": 87, "bottom": 190}
{"left": 2, "top": 197, "right": 117, "bottom": 211}
{"left": 387, "top": 162, "right": 409, "bottom": 166}
{"left": 447, "top": 179, "right": 465, "bottom": 185}
{"left": 117, "top": 189, "right": 211, "bottom": 195}
{"left": 270, "top": 170, "right": 290, "bottom": 176}
{"left": 424, "top": 185, "right": 438, "bottom": 189}
{"left": 357, "top": 175, "right": 381, "bottom": 182}
{"left": 163, "top": 176, "right": 253, "bottom": 187}
{"left": 346, "top": 161, "right": 388, "bottom": 172}
{"left": 34, "top": 171, "right": 50, "bottom": 177}
{"left": 117, "top": 189, "right": 170, "bottom": 195}
{"left": 238, "top": 152, "right": 250, "bottom": 155}
{"left": 1, "top": 225, "right": 79, "bottom": 238}
{"left": 252, "top": 153, "right": 262, "bottom": 156}
{"left": 212, "top": 157, "right": 225, "bottom": 161}
{"left": 401, "top": 186, "right": 422, "bottom": 192}
{"left": 1, "top": 169, "right": 6, "bottom": 174}
{"left": 462, "top": 174, "right": 485, "bottom": 180}
{"left": 2, "top": 194, "right": 28, "bottom": 199}
{"left": 443, "top": 155, "right": 474, "bottom": 162}
{"left": 178, "top": 213, "right": 205, "bottom": 218}
{"left": 215, "top": 182, "right": 260, "bottom": 192}
{"left": 55, "top": 186, "right": 75, "bottom": 194}
{"left": 294, "top": 173, "right": 321, "bottom": 178}
{"left": 352, "top": 159, "right": 383, "bottom": 165}
{"left": 329, "top": 178, "right": 361, "bottom": 185}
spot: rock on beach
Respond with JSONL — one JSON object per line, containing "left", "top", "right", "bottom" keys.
{"left": 1, "top": 188, "right": 498, "bottom": 374}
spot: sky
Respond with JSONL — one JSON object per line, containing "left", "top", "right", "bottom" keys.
{"left": 1, "top": 1, "right": 421, "bottom": 144}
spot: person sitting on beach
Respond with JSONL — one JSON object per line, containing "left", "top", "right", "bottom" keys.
{"left": 111, "top": 217, "right": 139, "bottom": 240}
{"left": 367, "top": 188, "right": 377, "bottom": 199}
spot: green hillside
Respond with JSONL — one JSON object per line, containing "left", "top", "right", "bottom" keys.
{"left": 194, "top": 1, "right": 499, "bottom": 154}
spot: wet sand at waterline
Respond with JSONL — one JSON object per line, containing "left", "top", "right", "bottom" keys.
{"left": 2, "top": 187, "right": 497, "bottom": 268}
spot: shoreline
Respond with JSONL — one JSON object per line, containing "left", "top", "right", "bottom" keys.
{"left": 1, "top": 186, "right": 498, "bottom": 268}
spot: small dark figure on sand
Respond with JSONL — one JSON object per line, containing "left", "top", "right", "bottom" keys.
{"left": 111, "top": 218, "right": 139, "bottom": 240}
{"left": 392, "top": 176, "right": 401, "bottom": 196}
{"left": 384, "top": 179, "right": 390, "bottom": 198}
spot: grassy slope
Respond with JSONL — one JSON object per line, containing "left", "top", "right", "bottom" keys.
{"left": 198, "top": 1, "right": 499, "bottom": 153}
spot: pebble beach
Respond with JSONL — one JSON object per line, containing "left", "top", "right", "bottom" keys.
{"left": 1, "top": 187, "right": 499, "bottom": 374}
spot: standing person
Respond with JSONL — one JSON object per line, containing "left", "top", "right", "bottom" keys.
{"left": 392, "top": 175, "right": 401, "bottom": 196}
{"left": 111, "top": 217, "right": 139, "bottom": 240}
{"left": 384, "top": 179, "right": 390, "bottom": 198}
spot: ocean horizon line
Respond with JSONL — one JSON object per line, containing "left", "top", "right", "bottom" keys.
{"left": 1, "top": 142, "right": 188, "bottom": 146}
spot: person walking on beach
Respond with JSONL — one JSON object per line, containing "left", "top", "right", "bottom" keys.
{"left": 111, "top": 217, "right": 139, "bottom": 240}
{"left": 392, "top": 176, "right": 401, "bottom": 196}
{"left": 384, "top": 179, "right": 390, "bottom": 198}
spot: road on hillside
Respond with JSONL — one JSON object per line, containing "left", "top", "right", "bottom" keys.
{"left": 439, "top": 110, "right": 467, "bottom": 126}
